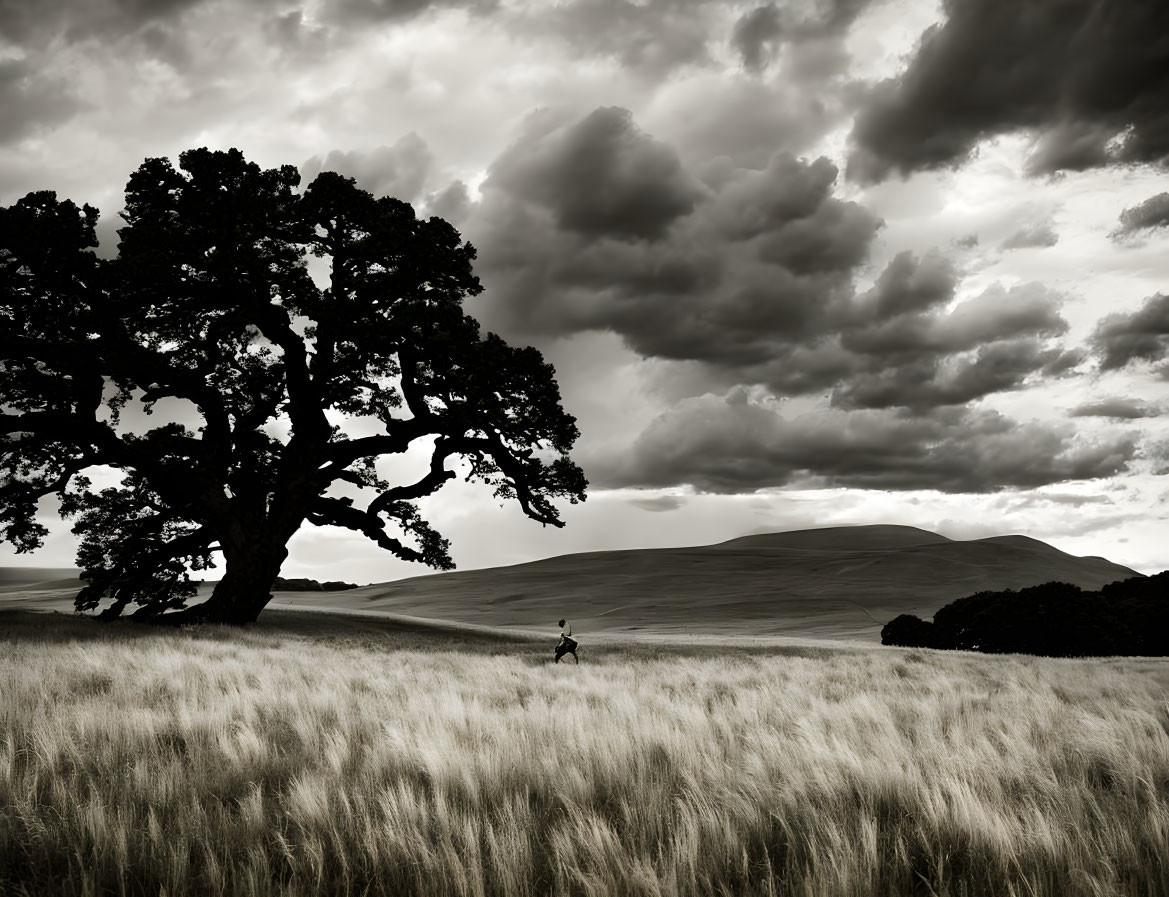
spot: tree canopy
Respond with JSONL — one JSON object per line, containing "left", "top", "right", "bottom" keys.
{"left": 0, "top": 148, "right": 587, "bottom": 623}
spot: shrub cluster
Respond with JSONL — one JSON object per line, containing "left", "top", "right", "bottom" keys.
{"left": 272, "top": 577, "right": 359, "bottom": 592}
{"left": 882, "top": 571, "right": 1169, "bottom": 656}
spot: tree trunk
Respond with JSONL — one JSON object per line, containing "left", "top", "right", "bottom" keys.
{"left": 167, "top": 543, "right": 288, "bottom": 625}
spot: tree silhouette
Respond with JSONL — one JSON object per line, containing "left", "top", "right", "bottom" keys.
{"left": 880, "top": 573, "right": 1167, "bottom": 656}
{"left": 880, "top": 613, "right": 936, "bottom": 648}
{"left": 0, "top": 148, "right": 587, "bottom": 623}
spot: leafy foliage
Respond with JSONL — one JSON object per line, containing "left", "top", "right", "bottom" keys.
{"left": 880, "top": 613, "right": 937, "bottom": 649}
{"left": 881, "top": 572, "right": 1169, "bottom": 656}
{"left": 0, "top": 149, "right": 587, "bottom": 622}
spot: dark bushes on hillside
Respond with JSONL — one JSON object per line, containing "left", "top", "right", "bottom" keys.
{"left": 882, "top": 614, "right": 938, "bottom": 648}
{"left": 881, "top": 571, "right": 1168, "bottom": 656}
{"left": 272, "top": 577, "right": 358, "bottom": 592}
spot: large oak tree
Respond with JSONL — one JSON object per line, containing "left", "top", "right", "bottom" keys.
{"left": 0, "top": 148, "right": 586, "bottom": 623}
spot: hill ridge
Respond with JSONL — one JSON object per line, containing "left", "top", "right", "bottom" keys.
{"left": 0, "top": 526, "right": 1142, "bottom": 643}
{"left": 271, "top": 525, "right": 1140, "bottom": 642}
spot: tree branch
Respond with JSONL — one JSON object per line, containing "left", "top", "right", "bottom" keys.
{"left": 253, "top": 304, "right": 330, "bottom": 442}
{"left": 366, "top": 438, "right": 461, "bottom": 514}
{"left": 318, "top": 415, "right": 435, "bottom": 474}
{"left": 305, "top": 496, "right": 428, "bottom": 564}
{"left": 0, "top": 410, "right": 131, "bottom": 459}
{"left": 450, "top": 433, "right": 568, "bottom": 527}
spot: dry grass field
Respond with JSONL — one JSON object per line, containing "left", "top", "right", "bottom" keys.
{"left": 2, "top": 608, "right": 1168, "bottom": 897}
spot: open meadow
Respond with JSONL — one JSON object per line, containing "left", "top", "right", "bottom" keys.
{"left": 2, "top": 608, "right": 1168, "bottom": 897}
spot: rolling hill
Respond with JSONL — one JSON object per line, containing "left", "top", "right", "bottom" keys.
{"left": 0, "top": 526, "right": 1142, "bottom": 640}
{"left": 0, "top": 568, "right": 81, "bottom": 586}
{"left": 270, "top": 525, "right": 1142, "bottom": 641}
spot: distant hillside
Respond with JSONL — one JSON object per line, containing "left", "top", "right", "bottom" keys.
{"left": 271, "top": 525, "right": 1141, "bottom": 641}
{"left": 0, "top": 568, "right": 80, "bottom": 587}
{"left": 0, "top": 568, "right": 85, "bottom": 611}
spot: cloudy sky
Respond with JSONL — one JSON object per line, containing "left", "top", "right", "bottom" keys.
{"left": 2, "top": 0, "right": 1167, "bottom": 581}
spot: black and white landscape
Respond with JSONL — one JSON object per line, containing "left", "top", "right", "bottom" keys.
{"left": 2, "top": 0, "right": 1168, "bottom": 894}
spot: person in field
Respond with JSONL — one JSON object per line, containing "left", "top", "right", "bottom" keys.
{"left": 555, "top": 618, "right": 579, "bottom": 664}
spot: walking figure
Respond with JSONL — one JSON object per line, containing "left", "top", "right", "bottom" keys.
{"left": 555, "top": 618, "right": 579, "bottom": 664}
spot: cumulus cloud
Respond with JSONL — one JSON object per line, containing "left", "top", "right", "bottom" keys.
{"left": 469, "top": 105, "right": 1101, "bottom": 497}
{"left": 300, "top": 133, "right": 434, "bottom": 202}
{"left": 731, "top": 0, "right": 869, "bottom": 73}
{"left": 597, "top": 391, "right": 1137, "bottom": 494}
{"left": 848, "top": 0, "right": 1169, "bottom": 182}
{"left": 424, "top": 180, "right": 472, "bottom": 225}
{"left": 1091, "top": 293, "right": 1169, "bottom": 372}
{"left": 832, "top": 337, "right": 1070, "bottom": 411}
{"left": 1112, "top": 193, "right": 1169, "bottom": 240}
{"left": 732, "top": 5, "right": 783, "bottom": 72}
{"left": 474, "top": 108, "right": 1075, "bottom": 415}
{"left": 1041, "top": 347, "right": 1089, "bottom": 377}
{"left": 820, "top": 272, "right": 1072, "bottom": 410}
{"left": 1001, "top": 220, "right": 1059, "bottom": 250}
{"left": 854, "top": 249, "right": 954, "bottom": 319}
{"left": 1070, "top": 398, "right": 1161, "bottom": 420}
{"left": 474, "top": 110, "right": 881, "bottom": 367}
{"left": 845, "top": 278, "right": 1067, "bottom": 354}
{"left": 488, "top": 107, "right": 704, "bottom": 241}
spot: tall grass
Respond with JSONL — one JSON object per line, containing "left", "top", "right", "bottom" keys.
{"left": 2, "top": 612, "right": 1167, "bottom": 896}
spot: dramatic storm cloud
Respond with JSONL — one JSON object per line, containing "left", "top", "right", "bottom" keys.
{"left": 1091, "top": 293, "right": 1169, "bottom": 372}
{"left": 1002, "top": 220, "right": 1059, "bottom": 251}
{"left": 466, "top": 104, "right": 1150, "bottom": 503}
{"left": 1070, "top": 398, "right": 1161, "bottom": 420}
{"left": 730, "top": 0, "right": 867, "bottom": 73}
{"left": 598, "top": 391, "right": 1136, "bottom": 494}
{"left": 1113, "top": 193, "right": 1169, "bottom": 240}
{"left": 731, "top": 4, "right": 784, "bottom": 72}
{"left": 474, "top": 116, "right": 1075, "bottom": 416}
{"left": 848, "top": 0, "right": 1169, "bottom": 182}
{"left": 301, "top": 134, "right": 434, "bottom": 203}
{"left": 829, "top": 265, "right": 1072, "bottom": 410}
{"left": 487, "top": 107, "right": 704, "bottom": 241}
{"left": 474, "top": 108, "right": 881, "bottom": 371}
